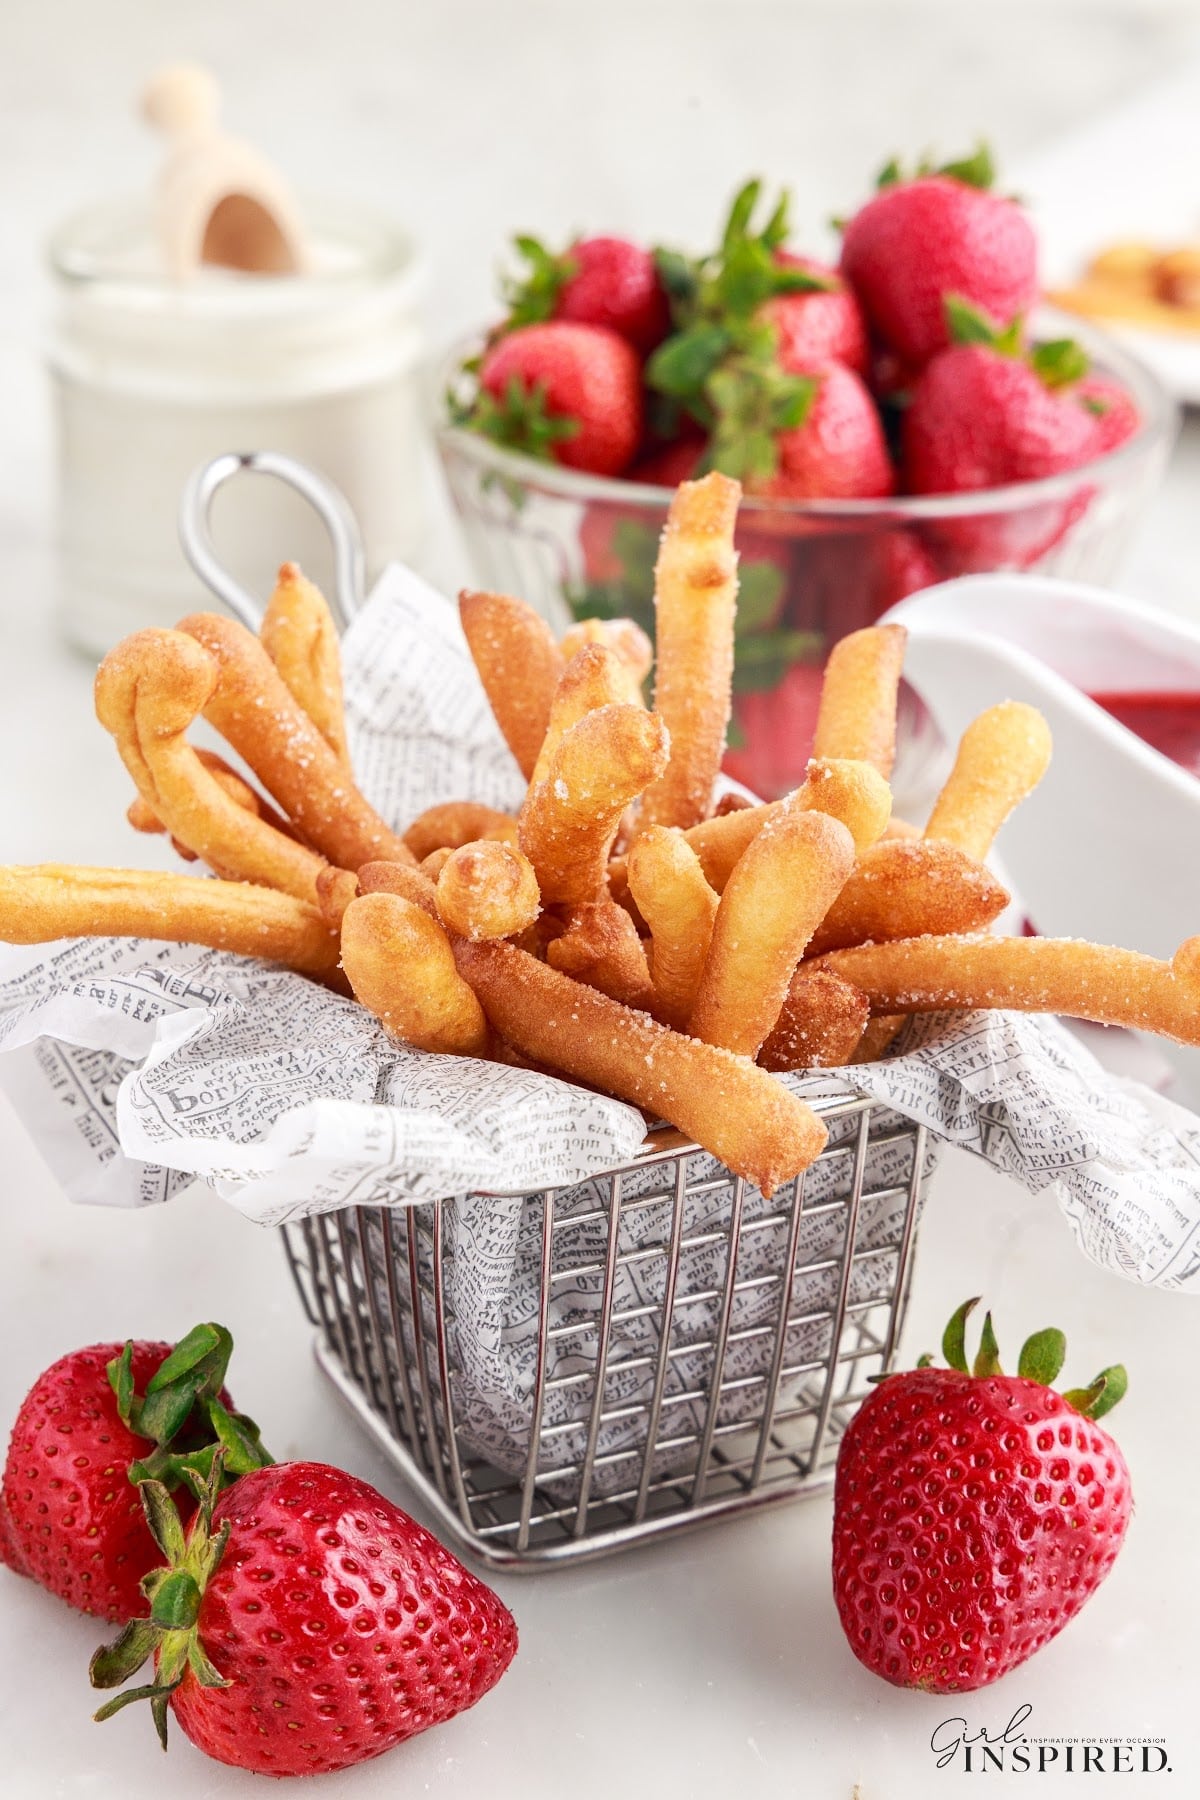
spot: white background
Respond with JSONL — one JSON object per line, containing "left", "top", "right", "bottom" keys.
{"left": 3, "top": 3, "right": 1200, "bottom": 1796}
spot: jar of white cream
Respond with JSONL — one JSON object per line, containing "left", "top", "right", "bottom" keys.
{"left": 48, "top": 197, "right": 427, "bottom": 655}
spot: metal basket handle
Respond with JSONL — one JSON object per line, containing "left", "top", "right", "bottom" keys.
{"left": 178, "top": 451, "right": 366, "bottom": 633}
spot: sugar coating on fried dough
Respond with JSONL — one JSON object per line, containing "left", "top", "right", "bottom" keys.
{"left": 637, "top": 473, "right": 741, "bottom": 832}
{"left": 689, "top": 810, "right": 857, "bottom": 1057}
{"left": 436, "top": 841, "right": 541, "bottom": 942}
{"left": 811, "top": 624, "right": 908, "bottom": 777}
{"left": 671, "top": 757, "right": 890, "bottom": 894}
{"left": 924, "top": 701, "right": 1053, "bottom": 862}
{"left": 454, "top": 937, "right": 828, "bottom": 1196}
{"left": 175, "top": 612, "right": 413, "bottom": 872}
{"left": 519, "top": 703, "right": 670, "bottom": 906}
{"left": 402, "top": 801, "right": 519, "bottom": 862}
{"left": 357, "top": 860, "right": 438, "bottom": 915}
{"left": 560, "top": 617, "right": 653, "bottom": 702}
{"left": 340, "top": 892, "right": 489, "bottom": 1055}
{"left": 0, "top": 864, "right": 339, "bottom": 973}
{"left": 806, "top": 839, "right": 1010, "bottom": 959}
{"left": 626, "top": 826, "right": 719, "bottom": 1031}
{"left": 530, "top": 645, "right": 635, "bottom": 790}
{"left": 95, "top": 628, "right": 333, "bottom": 904}
{"left": 816, "top": 933, "right": 1200, "bottom": 1047}
{"left": 546, "top": 899, "right": 656, "bottom": 1009}
{"left": 459, "top": 589, "right": 565, "bottom": 780}
{"left": 759, "top": 968, "right": 870, "bottom": 1072}
{"left": 260, "top": 562, "right": 349, "bottom": 765}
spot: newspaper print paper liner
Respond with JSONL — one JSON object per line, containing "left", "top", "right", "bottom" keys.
{"left": 0, "top": 562, "right": 1197, "bottom": 1321}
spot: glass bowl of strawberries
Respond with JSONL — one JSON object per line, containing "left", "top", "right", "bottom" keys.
{"left": 436, "top": 153, "right": 1177, "bottom": 799}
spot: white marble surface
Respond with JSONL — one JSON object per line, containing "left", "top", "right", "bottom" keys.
{"left": 3, "top": 5, "right": 1200, "bottom": 1796}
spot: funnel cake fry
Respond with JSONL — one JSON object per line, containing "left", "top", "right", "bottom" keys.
{"left": 545, "top": 900, "right": 656, "bottom": 1009}
{"left": 637, "top": 473, "right": 741, "bottom": 832}
{"left": 435, "top": 841, "right": 541, "bottom": 942}
{"left": 815, "top": 934, "right": 1200, "bottom": 1047}
{"left": 0, "top": 865, "right": 339, "bottom": 974}
{"left": 530, "top": 645, "right": 635, "bottom": 791}
{"left": 689, "top": 810, "right": 857, "bottom": 1057}
{"left": 260, "top": 562, "right": 350, "bottom": 765}
{"left": 126, "top": 746, "right": 298, "bottom": 861}
{"left": 454, "top": 937, "right": 828, "bottom": 1196}
{"left": 759, "top": 969, "right": 870, "bottom": 1072}
{"left": 811, "top": 624, "right": 908, "bottom": 777}
{"left": 175, "top": 611, "right": 413, "bottom": 870}
{"left": 459, "top": 589, "right": 565, "bottom": 780}
{"left": 560, "top": 617, "right": 653, "bottom": 701}
{"left": 95, "top": 628, "right": 333, "bottom": 903}
{"left": 519, "top": 703, "right": 670, "bottom": 906}
{"left": 402, "top": 801, "right": 519, "bottom": 862}
{"left": 806, "top": 839, "right": 1010, "bottom": 959}
{"left": 626, "top": 826, "right": 719, "bottom": 1030}
{"left": 924, "top": 701, "right": 1053, "bottom": 862}
{"left": 340, "top": 893, "right": 489, "bottom": 1056}
{"left": 357, "top": 860, "right": 438, "bottom": 915}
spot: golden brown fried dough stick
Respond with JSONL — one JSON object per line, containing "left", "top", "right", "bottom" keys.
{"left": 811, "top": 624, "right": 908, "bottom": 777}
{"left": 815, "top": 934, "right": 1200, "bottom": 1047}
{"left": 420, "top": 847, "right": 454, "bottom": 880}
{"left": 95, "top": 629, "right": 333, "bottom": 904}
{"left": 519, "top": 703, "right": 670, "bottom": 906}
{"left": 454, "top": 938, "right": 828, "bottom": 1196}
{"left": 546, "top": 900, "right": 656, "bottom": 1009}
{"left": 806, "top": 840, "right": 1010, "bottom": 959}
{"left": 530, "top": 645, "right": 634, "bottom": 790}
{"left": 0, "top": 865, "right": 339, "bottom": 974}
{"left": 126, "top": 747, "right": 296, "bottom": 860}
{"left": 402, "top": 801, "right": 519, "bottom": 862}
{"left": 357, "top": 859, "right": 438, "bottom": 915}
{"left": 850, "top": 1015, "right": 907, "bottom": 1063}
{"left": 664, "top": 757, "right": 891, "bottom": 894}
{"left": 315, "top": 865, "right": 360, "bottom": 928}
{"left": 436, "top": 841, "right": 541, "bottom": 942}
{"left": 626, "top": 826, "right": 719, "bottom": 1030}
{"left": 459, "top": 589, "right": 565, "bottom": 780}
{"left": 175, "top": 612, "right": 414, "bottom": 871}
{"left": 260, "top": 562, "right": 350, "bottom": 765}
{"left": 340, "top": 893, "right": 489, "bottom": 1055}
{"left": 637, "top": 473, "right": 741, "bottom": 832}
{"left": 758, "top": 969, "right": 870, "bottom": 1072}
{"left": 924, "top": 701, "right": 1053, "bottom": 862}
{"left": 689, "top": 810, "right": 856, "bottom": 1057}
{"left": 560, "top": 617, "right": 653, "bottom": 701}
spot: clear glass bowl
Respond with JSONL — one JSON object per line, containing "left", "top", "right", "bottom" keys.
{"left": 435, "top": 312, "right": 1178, "bottom": 798}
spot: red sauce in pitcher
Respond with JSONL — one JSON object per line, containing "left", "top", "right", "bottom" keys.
{"left": 1088, "top": 692, "right": 1200, "bottom": 779}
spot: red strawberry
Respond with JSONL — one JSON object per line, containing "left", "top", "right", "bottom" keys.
{"left": 505, "top": 233, "right": 670, "bottom": 355}
{"left": 749, "top": 363, "right": 894, "bottom": 501}
{"left": 903, "top": 343, "right": 1097, "bottom": 496}
{"left": 2, "top": 1326, "right": 268, "bottom": 1623}
{"left": 92, "top": 1460, "right": 518, "bottom": 1777}
{"left": 724, "top": 660, "right": 824, "bottom": 798}
{"left": 833, "top": 1300, "right": 1131, "bottom": 1694}
{"left": 474, "top": 321, "right": 642, "bottom": 476}
{"left": 841, "top": 151, "right": 1037, "bottom": 366}
{"left": 763, "top": 253, "right": 870, "bottom": 377}
{"left": 1076, "top": 373, "right": 1141, "bottom": 454}
{"left": 628, "top": 430, "right": 708, "bottom": 487}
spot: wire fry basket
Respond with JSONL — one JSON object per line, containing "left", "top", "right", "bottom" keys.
{"left": 282, "top": 1093, "right": 930, "bottom": 1570}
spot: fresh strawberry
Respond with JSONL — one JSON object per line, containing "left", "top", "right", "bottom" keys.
{"left": 92, "top": 1460, "right": 518, "bottom": 1777}
{"left": 748, "top": 363, "right": 894, "bottom": 501}
{"left": 840, "top": 146, "right": 1037, "bottom": 366}
{"left": 763, "top": 253, "right": 870, "bottom": 378}
{"left": 470, "top": 321, "right": 642, "bottom": 476}
{"left": 725, "top": 659, "right": 824, "bottom": 798}
{"left": 628, "top": 430, "right": 708, "bottom": 487}
{"left": 1076, "top": 373, "right": 1141, "bottom": 454}
{"left": 874, "top": 527, "right": 940, "bottom": 604}
{"left": 833, "top": 1300, "right": 1131, "bottom": 1694}
{"left": 2, "top": 1325, "right": 269, "bottom": 1623}
{"left": 504, "top": 233, "right": 671, "bottom": 355}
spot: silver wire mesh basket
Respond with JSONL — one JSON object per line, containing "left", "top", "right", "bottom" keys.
{"left": 282, "top": 1088, "right": 931, "bottom": 1570}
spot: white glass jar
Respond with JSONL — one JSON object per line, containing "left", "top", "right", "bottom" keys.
{"left": 48, "top": 199, "right": 427, "bottom": 654}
